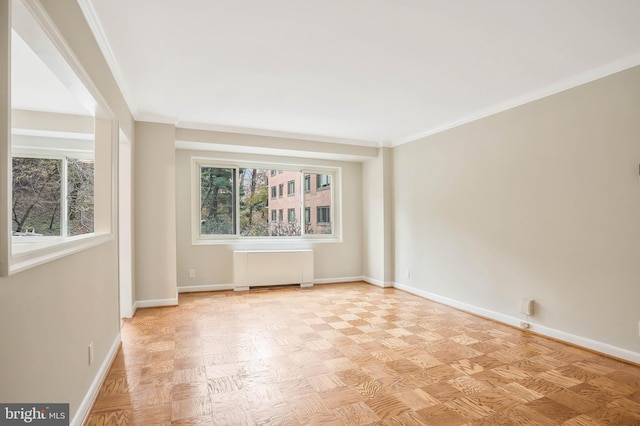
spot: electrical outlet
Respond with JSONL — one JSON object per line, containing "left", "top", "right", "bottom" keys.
{"left": 520, "top": 322, "right": 530, "bottom": 330}
{"left": 406, "top": 269, "right": 411, "bottom": 279}
{"left": 88, "top": 343, "right": 94, "bottom": 366}
{"left": 189, "top": 269, "right": 196, "bottom": 278}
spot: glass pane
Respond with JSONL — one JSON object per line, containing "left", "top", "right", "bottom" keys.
{"left": 239, "top": 168, "right": 269, "bottom": 236}
{"left": 265, "top": 170, "right": 301, "bottom": 237}
{"left": 67, "top": 159, "right": 94, "bottom": 236}
{"left": 200, "top": 167, "right": 235, "bottom": 235}
{"left": 12, "top": 157, "right": 62, "bottom": 236}
{"left": 304, "top": 174, "right": 332, "bottom": 234}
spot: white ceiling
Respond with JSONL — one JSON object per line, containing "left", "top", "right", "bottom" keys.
{"left": 81, "top": 0, "right": 640, "bottom": 147}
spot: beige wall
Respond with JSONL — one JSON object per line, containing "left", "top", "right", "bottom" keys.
{"left": 0, "top": 243, "right": 119, "bottom": 412}
{"left": 175, "top": 149, "right": 363, "bottom": 288}
{"left": 362, "top": 148, "right": 394, "bottom": 285}
{"left": 392, "top": 66, "right": 640, "bottom": 355}
{"left": 0, "top": 0, "right": 133, "bottom": 422}
{"left": 135, "top": 122, "right": 177, "bottom": 302}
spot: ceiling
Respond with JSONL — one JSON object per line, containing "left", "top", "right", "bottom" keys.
{"left": 80, "top": 0, "right": 640, "bottom": 147}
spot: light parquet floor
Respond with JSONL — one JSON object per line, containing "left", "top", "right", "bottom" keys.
{"left": 85, "top": 282, "right": 640, "bottom": 425}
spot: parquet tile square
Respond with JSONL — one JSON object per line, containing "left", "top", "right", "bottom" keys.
{"left": 84, "top": 282, "right": 640, "bottom": 425}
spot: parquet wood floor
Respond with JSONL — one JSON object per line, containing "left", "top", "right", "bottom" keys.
{"left": 84, "top": 282, "right": 640, "bottom": 425}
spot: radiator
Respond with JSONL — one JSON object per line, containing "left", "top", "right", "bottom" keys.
{"left": 233, "top": 249, "right": 314, "bottom": 291}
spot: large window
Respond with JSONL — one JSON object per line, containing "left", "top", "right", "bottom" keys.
{"left": 195, "top": 162, "right": 337, "bottom": 241}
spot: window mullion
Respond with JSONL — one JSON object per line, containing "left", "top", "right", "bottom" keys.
{"left": 234, "top": 167, "right": 239, "bottom": 235}
{"left": 61, "top": 157, "right": 68, "bottom": 237}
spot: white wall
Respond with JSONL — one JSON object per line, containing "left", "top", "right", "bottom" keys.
{"left": 175, "top": 148, "right": 363, "bottom": 289}
{"left": 392, "top": 66, "right": 640, "bottom": 357}
{"left": 135, "top": 122, "right": 177, "bottom": 304}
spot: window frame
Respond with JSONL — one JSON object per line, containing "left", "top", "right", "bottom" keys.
{"left": 191, "top": 158, "right": 341, "bottom": 244}
{"left": 11, "top": 147, "right": 95, "bottom": 243}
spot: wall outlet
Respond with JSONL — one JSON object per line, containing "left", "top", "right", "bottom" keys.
{"left": 189, "top": 269, "right": 196, "bottom": 278}
{"left": 88, "top": 343, "right": 94, "bottom": 366}
{"left": 406, "top": 269, "right": 411, "bottom": 279}
{"left": 520, "top": 322, "right": 530, "bottom": 329}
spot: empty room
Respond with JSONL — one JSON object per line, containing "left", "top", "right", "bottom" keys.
{"left": 1, "top": 0, "right": 639, "bottom": 425}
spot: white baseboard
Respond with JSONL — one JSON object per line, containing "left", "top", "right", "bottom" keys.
{"left": 135, "top": 294, "right": 178, "bottom": 308}
{"left": 362, "top": 276, "right": 394, "bottom": 288}
{"left": 178, "top": 283, "right": 234, "bottom": 293}
{"left": 313, "top": 276, "right": 366, "bottom": 284}
{"left": 394, "top": 282, "right": 640, "bottom": 365}
{"left": 72, "top": 333, "right": 121, "bottom": 426}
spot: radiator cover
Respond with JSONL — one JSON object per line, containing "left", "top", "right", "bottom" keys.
{"left": 233, "top": 249, "right": 314, "bottom": 291}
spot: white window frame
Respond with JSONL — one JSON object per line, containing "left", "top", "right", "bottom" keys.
{"left": 191, "top": 157, "right": 341, "bottom": 244}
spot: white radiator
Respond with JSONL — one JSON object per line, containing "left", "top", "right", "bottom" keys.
{"left": 233, "top": 250, "right": 314, "bottom": 291}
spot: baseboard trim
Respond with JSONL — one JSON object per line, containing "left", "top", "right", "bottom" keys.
{"left": 178, "top": 284, "right": 234, "bottom": 293}
{"left": 362, "top": 276, "right": 394, "bottom": 288}
{"left": 72, "top": 333, "right": 121, "bottom": 426}
{"left": 313, "top": 276, "right": 366, "bottom": 285}
{"left": 393, "top": 282, "right": 640, "bottom": 365}
{"left": 135, "top": 296, "right": 178, "bottom": 308}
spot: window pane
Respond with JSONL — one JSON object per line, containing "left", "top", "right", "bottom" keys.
{"left": 267, "top": 170, "right": 301, "bottom": 236}
{"left": 304, "top": 174, "right": 332, "bottom": 234}
{"left": 200, "top": 167, "right": 235, "bottom": 235}
{"left": 12, "top": 157, "right": 62, "bottom": 236}
{"left": 239, "top": 168, "right": 269, "bottom": 236}
{"left": 67, "top": 159, "right": 94, "bottom": 236}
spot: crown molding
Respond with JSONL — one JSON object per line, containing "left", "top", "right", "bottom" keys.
{"left": 394, "top": 52, "right": 640, "bottom": 147}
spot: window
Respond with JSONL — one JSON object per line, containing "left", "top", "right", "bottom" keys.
{"left": 317, "top": 174, "right": 331, "bottom": 189}
{"left": 12, "top": 156, "right": 94, "bottom": 238}
{"left": 270, "top": 170, "right": 277, "bottom": 176}
{"left": 304, "top": 174, "right": 311, "bottom": 193}
{"left": 317, "top": 206, "right": 330, "bottom": 224}
{"left": 195, "top": 163, "right": 337, "bottom": 241}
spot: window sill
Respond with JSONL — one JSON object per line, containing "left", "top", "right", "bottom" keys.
{"left": 8, "top": 232, "right": 113, "bottom": 275}
{"left": 192, "top": 235, "right": 342, "bottom": 245}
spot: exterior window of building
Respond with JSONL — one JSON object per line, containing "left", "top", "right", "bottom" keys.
{"left": 317, "top": 206, "right": 330, "bottom": 224}
{"left": 196, "top": 165, "right": 336, "bottom": 240}
{"left": 304, "top": 174, "right": 311, "bottom": 193}
{"left": 12, "top": 156, "right": 94, "bottom": 238}
{"left": 317, "top": 174, "right": 331, "bottom": 189}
